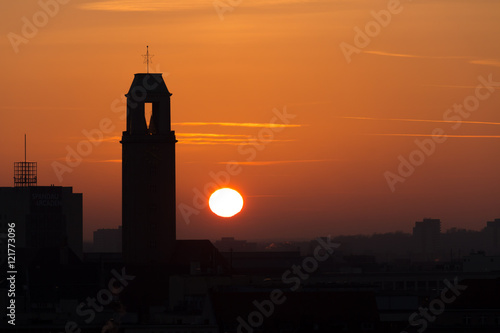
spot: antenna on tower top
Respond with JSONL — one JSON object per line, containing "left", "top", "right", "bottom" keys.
{"left": 142, "top": 45, "right": 154, "bottom": 73}
{"left": 24, "top": 133, "right": 26, "bottom": 162}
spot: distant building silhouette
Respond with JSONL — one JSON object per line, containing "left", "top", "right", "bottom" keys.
{"left": 463, "top": 251, "right": 500, "bottom": 272}
{"left": 93, "top": 226, "right": 122, "bottom": 252}
{"left": 485, "top": 218, "right": 500, "bottom": 254}
{"left": 121, "top": 73, "right": 177, "bottom": 265}
{"left": 413, "top": 218, "right": 441, "bottom": 260}
{"left": 214, "top": 237, "right": 257, "bottom": 252}
{"left": 0, "top": 185, "right": 82, "bottom": 259}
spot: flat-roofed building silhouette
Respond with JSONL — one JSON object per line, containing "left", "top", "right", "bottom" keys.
{"left": 93, "top": 226, "right": 122, "bottom": 252}
{"left": 484, "top": 218, "right": 500, "bottom": 254}
{"left": 214, "top": 237, "right": 257, "bottom": 252}
{"left": 0, "top": 185, "right": 82, "bottom": 259}
{"left": 413, "top": 218, "right": 441, "bottom": 260}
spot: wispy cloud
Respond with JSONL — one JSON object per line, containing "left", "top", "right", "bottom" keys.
{"left": 179, "top": 138, "right": 295, "bottom": 145}
{"left": 342, "top": 116, "right": 500, "bottom": 127}
{"left": 78, "top": 0, "right": 312, "bottom": 12}
{"left": 68, "top": 132, "right": 295, "bottom": 146}
{"left": 65, "top": 135, "right": 121, "bottom": 143}
{"left": 173, "top": 122, "right": 303, "bottom": 129}
{"left": 100, "top": 136, "right": 122, "bottom": 142}
{"left": 177, "top": 133, "right": 250, "bottom": 138}
{"left": 363, "top": 50, "right": 469, "bottom": 60}
{"left": 364, "top": 51, "right": 500, "bottom": 70}
{"left": 246, "top": 194, "right": 293, "bottom": 198}
{"left": 469, "top": 59, "right": 500, "bottom": 68}
{"left": 52, "top": 157, "right": 122, "bottom": 163}
{"left": 177, "top": 132, "right": 295, "bottom": 145}
{"left": 78, "top": 0, "right": 205, "bottom": 12}
{"left": 177, "top": 133, "right": 251, "bottom": 144}
{"left": 363, "top": 133, "right": 500, "bottom": 139}
{"left": 219, "top": 159, "right": 334, "bottom": 166}
{"left": 89, "top": 159, "right": 122, "bottom": 163}
{"left": 424, "top": 84, "right": 500, "bottom": 90}
{"left": 424, "top": 84, "right": 483, "bottom": 89}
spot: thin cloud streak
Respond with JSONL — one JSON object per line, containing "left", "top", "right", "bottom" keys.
{"left": 246, "top": 194, "right": 293, "bottom": 198}
{"left": 78, "top": 0, "right": 210, "bottom": 12}
{"left": 219, "top": 159, "right": 334, "bottom": 166}
{"left": 71, "top": 133, "right": 250, "bottom": 143}
{"left": 179, "top": 138, "right": 295, "bottom": 145}
{"left": 71, "top": 133, "right": 260, "bottom": 145}
{"left": 79, "top": 0, "right": 312, "bottom": 12}
{"left": 52, "top": 157, "right": 122, "bottom": 163}
{"left": 89, "top": 159, "right": 122, "bottom": 163}
{"left": 60, "top": 135, "right": 121, "bottom": 144}
{"left": 424, "top": 84, "right": 500, "bottom": 90}
{"left": 177, "top": 133, "right": 250, "bottom": 138}
{"left": 343, "top": 116, "right": 500, "bottom": 127}
{"left": 469, "top": 59, "right": 500, "bottom": 68}
{"left": 179, "top": 138, "right": 252, "bottom": 143}
{"left": 364, "top": 51, "right": 469, "bottom": 60}
{"left": 365, "top": 51, "right": 500, "bottom": 70}
{"left": 363, "top": 134, "right": 500, "bottom": 139}
{"left": 173, "top": 122, "right": 302, "bottom": 129}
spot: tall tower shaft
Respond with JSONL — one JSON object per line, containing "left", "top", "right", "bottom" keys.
{"left": 121, "top": 73, "right": 177, "bottom": 265}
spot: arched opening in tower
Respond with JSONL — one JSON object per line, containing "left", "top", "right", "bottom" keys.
{"left": 145, "top": 102, "right": 158, "bottom": 135}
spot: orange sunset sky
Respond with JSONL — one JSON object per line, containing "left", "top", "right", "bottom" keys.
{"left": 1, "top": 0, "right": 500, "bottom": 242}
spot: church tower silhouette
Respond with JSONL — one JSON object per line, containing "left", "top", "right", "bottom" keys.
{"left": 121, "top": 72, "right": 177, "bottom": 265}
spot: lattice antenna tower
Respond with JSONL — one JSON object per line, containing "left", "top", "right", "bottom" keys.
{"left": 14, "top": 134, "right": 37, "bottom": 187}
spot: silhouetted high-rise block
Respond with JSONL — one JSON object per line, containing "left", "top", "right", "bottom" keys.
{"left": 413, "top": 218, "right": 441, "bottom": 259}
{"left": 0, "top": 186, "right": 82, "bottom": 260}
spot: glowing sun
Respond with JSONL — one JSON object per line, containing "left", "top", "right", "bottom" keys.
{"left": 209, "top": 188, "right": 244, "bottom": 218}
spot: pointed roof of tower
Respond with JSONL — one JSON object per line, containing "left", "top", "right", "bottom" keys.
{"left": 126, "top": 73, "right": 171, "bottom": 96}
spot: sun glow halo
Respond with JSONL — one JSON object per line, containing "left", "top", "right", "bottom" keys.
{"left": 209, "top": 188, "right": 244, "bottom": 218}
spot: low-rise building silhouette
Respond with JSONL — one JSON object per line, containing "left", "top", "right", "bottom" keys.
{"left": 214, "top": 237, "right": 257, "bottom": 252}
{"left": 93, "top": 226, "right": 122, "bottom": 253}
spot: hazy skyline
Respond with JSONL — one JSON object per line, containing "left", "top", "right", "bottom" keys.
{"left": 1, "top": 0, "right": 500, "bottom": 241}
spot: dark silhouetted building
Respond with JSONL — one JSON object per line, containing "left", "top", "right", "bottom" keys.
{"left": 485, "top": 218, "right": 500, "bottom": 255}
{"left": 121, "top": 73, "right": 177, "bottom": 265}
{"left": 93, "top": 226, "right": 122, "bottom": 252}
{"left": 0, "top": 185, "right": 83, "bottom": 259}
{"left": 413, "top": 218, "right": 441, "bottom": 260}
{"left": 214, "top": 237, "right": 257, "bottom": 252}
{"left": 463, "top": 251, "right": 500, "bottom": 272}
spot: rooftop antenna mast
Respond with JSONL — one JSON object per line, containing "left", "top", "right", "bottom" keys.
{"left": 142, "top": 45, "right": 154, "bottom": 73}
{"left": 14, "top": 134, "right": 37, "bottom": 187}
